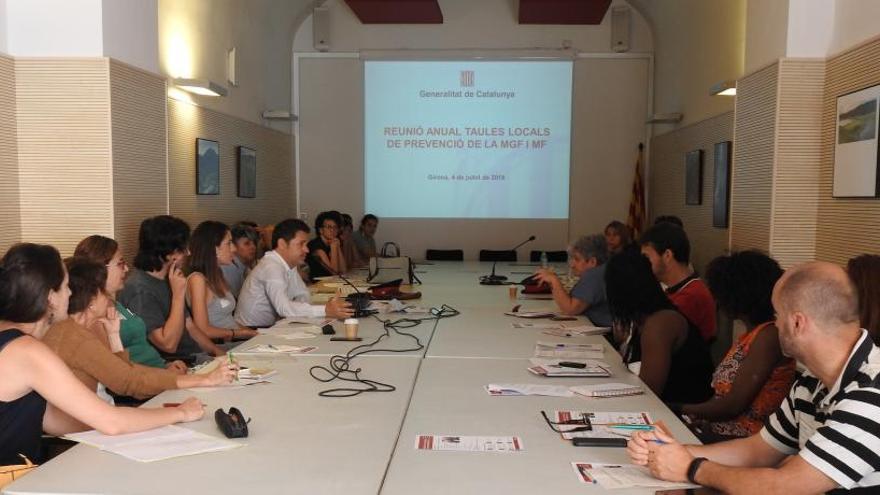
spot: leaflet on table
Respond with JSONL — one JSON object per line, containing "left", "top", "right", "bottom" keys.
{"left": 259, "top": 326, "right": 321, "bottom": 339}
{"left": 528, "top": 358, "right": 612, "bottom": 377}
{"left": 503, "top": 311, "right": 556, "bottom": 318}
{"left": 415, "top": 435, "right": 523, "bottom": 453}
{"left": 234, "top": 344, "right": 317, "bottom": 355}
{"left": 64, "top": 425, "right": 241, "bottom": 462}
{"left": 485, "top": 383, "right": 574, "bottom": 397}
{"left": 571, "top": 462, "right": 696, "bottom": 489}
{"left": 534, "top": 341, "right": 604, "bottom": 359}
{"left": 540, "top": 327, "right": 610, "bottom": 338}
{"left": 550, "top": 411, "right": 653, "bottom": 440}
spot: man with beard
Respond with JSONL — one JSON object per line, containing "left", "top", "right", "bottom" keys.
{"left": 626, "top": 261, "right": 880, "bottom": 493}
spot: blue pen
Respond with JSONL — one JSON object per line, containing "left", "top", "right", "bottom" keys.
{"left": 609, "top": 424, "right": 655, "bottom": 431}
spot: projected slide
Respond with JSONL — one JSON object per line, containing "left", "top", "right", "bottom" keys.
{"left": 365, "top": 61, "right": 572, "bottom": 219}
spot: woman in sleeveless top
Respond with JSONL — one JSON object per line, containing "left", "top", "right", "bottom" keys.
{"left": 74, "top": 235, "right": 187, "bottom": 373}
{"left": 186, "top": 221, "right": 258, "bottom": 341}
{"left": 605, "top": 246, "right": 714, "bottom": 404}
{"left": 0, "top": 243, "right": 206, "bottom": 466}
{"left": 679, "top": 251, "right": 795, "bottom": 441}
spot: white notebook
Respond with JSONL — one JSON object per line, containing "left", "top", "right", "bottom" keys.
{"left": 570, "top": 382, "right": 644, "bottom": 398}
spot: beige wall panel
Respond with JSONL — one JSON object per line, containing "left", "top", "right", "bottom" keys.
{"left": 816, "top": 39, "right": 880, "bottom": 264}
{"left": 730, "top": 63, "right": 778, "bottom": 253}
{"left": 648, "top": 112, "right": 733, "bottom": 273}
{"left": 109, "top": 60, "right": 169, "bottom": 262}
{"left": 167, "top": 98, "right": 294, "bottom": 228}
{"left": 770, "top": 59, "right": 825, "bottom": 268}
{"left": 15, "top": 58, "right": 113, "bottom": 256}
{"left": 0, "top": 54, "right": 20, "bottom": 252}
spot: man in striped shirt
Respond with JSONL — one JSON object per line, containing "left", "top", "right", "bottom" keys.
{"left": 627, "top": 261, "right": 880, "bottom": 493}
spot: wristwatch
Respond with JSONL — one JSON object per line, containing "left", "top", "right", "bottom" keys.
{"left": 687, "top": 457, "right": 708, "bottom": 484}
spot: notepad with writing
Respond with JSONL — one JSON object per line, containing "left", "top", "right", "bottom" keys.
{"left": 570, "top": 382, "right": 644, "bottom": 398}
{"left": 64, "top": 425, "right": 241, "bottom": 462}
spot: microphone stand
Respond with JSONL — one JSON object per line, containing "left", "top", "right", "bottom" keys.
{"left": 479, "top": 236, "right": 536, "bottom": 286}
{"left": 318, "top": 259, "right": 375, "bottom": 318}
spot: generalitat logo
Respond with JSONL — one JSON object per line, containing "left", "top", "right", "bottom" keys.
{"left": 460, "top": 70, "right": 474, "bottom": 87}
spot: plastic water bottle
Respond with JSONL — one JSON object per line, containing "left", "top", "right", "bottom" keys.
{"left": 540, "top": 251, "right": 548, "bottom": 269}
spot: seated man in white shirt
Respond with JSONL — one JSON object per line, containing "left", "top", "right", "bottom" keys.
{"left": 235, "top": 218, "right": 353, "bottom": 328}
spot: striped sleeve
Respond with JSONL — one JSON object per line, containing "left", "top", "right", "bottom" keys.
{"left": 799, "top": 387, "right": 880, "bottom": 489}
{"left": 760, "top": 389, "right": 800, "bottom": 454}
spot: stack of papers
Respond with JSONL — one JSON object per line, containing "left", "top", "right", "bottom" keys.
{"left": 570, "top": 382, "right": 644, "bottom": 398}
{"left": 415, "top": 435, "right": 523, "bottom": 453}
{"left": 238, "top": 367, "right": 278, "bottom": 381}
{"left": 527, "top": 358, "right": 611, "bottom": 377}
{"left": 572, "top": 462, "right": 696, "bottom": 489}
{"left": 64, "top": 425, "right": 241, "bottom": 462}
{"left": 485, "top": 384, "right": 574, "bottom": 397}
{"left": 234, "top": 344, "right": 317, "bottom": 356}
{"left": 534, "top": 342, "right": 604, "bottom": 360}
{"left": 549, "top": 411, "right": 654, "bottom": 440}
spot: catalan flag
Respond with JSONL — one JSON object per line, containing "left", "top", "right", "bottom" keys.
{"left": 626, "top": 143, "right": 646, "bottom": 238}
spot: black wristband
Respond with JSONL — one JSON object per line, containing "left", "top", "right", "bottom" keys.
{"left": 687, "top": 457, "right": 708, "bottom": 484}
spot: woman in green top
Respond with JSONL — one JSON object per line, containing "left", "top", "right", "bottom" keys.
{"left": 74, "top": 235, "right": 187, "bottom": 374}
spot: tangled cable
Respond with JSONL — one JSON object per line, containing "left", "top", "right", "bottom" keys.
{"left": 308, "top": 304, "right": 460, "bottom": 397}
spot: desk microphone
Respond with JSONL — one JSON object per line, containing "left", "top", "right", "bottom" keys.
{"left": 317, "top": 259, "right": 374, "bottom": 317}
{"left": 479, "top": 235, "right": 536, "bottom": 286}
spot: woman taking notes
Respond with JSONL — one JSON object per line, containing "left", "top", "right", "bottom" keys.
{"left": 0, "top": 244, "right": 204, "bottom": 465}
{"left": 186, "top": 221, "right": 258, "bottom": 343}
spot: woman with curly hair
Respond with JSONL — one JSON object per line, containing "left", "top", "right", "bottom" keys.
{"left": 679, "top": 250, "right": 796, "bottom": 441}
{"left": 605, "top": 246, "right": 714, "bottom": 404}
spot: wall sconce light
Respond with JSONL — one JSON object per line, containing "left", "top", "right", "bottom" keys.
{"left": 646, "top": 113, "right": 683, "bottom": 124}
{"left": 173, "top": 78, "right": 228, "bottom": 97}
{"left": 710, "top": 80, "right": 736, "bottom": 96}
{"left": 262, "top": 110, "right": 297, "bottom": 121}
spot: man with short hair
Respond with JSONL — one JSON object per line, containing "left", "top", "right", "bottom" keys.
{"left": 534, "top": 234, "right": 611, "bottom": 326}
{"left": 639, "top": 222, "right": 716, "bottom": 341}
{"left": 222, "top": 222, "right": 259, "bottom": 298}
{"left": 235, "top": 219, "right": 353, "bottom": 328}
{"left": 627, "top": 261, "right": 880, "bottom": 493}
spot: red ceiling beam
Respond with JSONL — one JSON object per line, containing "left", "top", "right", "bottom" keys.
{"left": 518, "top": 0, "right": 612, "bottom": 25}
{"left": 343, "top": 0, "right": 443, "bottom": 24}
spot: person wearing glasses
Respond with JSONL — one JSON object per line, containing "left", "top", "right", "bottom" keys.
{"left": 74, "top": 235, "right": 187, "bottom": 372}
{"left": 307, "top": 210, "right": 347, "bottom": 280}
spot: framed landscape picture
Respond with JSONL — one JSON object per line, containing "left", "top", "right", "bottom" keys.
{"left": 238, "top": 146, "right": 256, "bottom": 198}
{"left": 713, "top": 141, "right": 731, "bottom": 228}
{"left": 685, "top": 149, "right": 703, "bottom": 205}
{"left": 834, "top": 84, "right": 880, "bottom": 197}
{"left": 196, "top": 138, "right": 220, "bottom": 195}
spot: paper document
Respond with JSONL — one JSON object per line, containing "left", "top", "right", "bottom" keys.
{"left": 485, "top": 384, "right": 574, "bottom": 397}
{"left": 534, "top": 342, "right": 604, "bottom": 359}
{"left": 527, "top": 362, "right": 610, "bottom": 377}
{"left": 503, "top": 311, "right": 555, "bottom": 318}
{"left": 572, "top": 462, "right": 696, "bottom": 489}
{"left": 415, "top": 435, "right": 523, "bottom": 453}
{"left": 550, "top": 411, "right": 653, "bottom": 440}
{"left": 235, "top": 344, "right": 317, "bottom": 355}
{"left": 64, "top": 425, "right": 241, "bottom": 462}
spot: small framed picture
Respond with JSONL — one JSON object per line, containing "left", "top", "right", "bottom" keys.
{"left": 833, "top": 83, "right": 880, "bottom": 197}
{"left": 196, "top": 138, "right": 220, "bottom": 195}
{"left": 713, "top": 141, "right": 732, "bottom": 228}
{"left": 685, "top": 149, "right": 703, "bottom": 205}
{"left": 238, "top": 146, "right": 256, "bottom": 198}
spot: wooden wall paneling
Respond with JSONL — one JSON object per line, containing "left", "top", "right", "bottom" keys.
{"left": 0, "top": 54, "right": 20, "bottom": 252}
{"left": 14, "top": 58, "right": 113, "bottom": 256}
{"left": 816, "top": 40, "right": 880, "bottom": 264}
{"left": 109, "top": 60, "right": 169, "bottom": 262}
{"left": 770, "top": 59, "right": 825, "bottom": 268}
{"left": 730, "top": 63, "right": 778, "bottom": 253}
{"left": 648, "top": 112, "right": 733, "bottom": 272}
{"left": 167, "top": 98, "right": 294, "bottom": 229}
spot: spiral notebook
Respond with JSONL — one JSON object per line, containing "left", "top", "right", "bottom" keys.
{"left": 569, "top": 382, "right": 644, "bottom": 398}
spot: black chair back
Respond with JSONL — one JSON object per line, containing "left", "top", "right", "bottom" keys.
{"left": 426, "top": 249, "right": 464, "bottom": 261}
{"left": 479, "top": 249, "right": 517, "bottom": 262}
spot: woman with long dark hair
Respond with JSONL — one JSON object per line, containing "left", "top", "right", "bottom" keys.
{"left": 847, "top": 254, "right": 880, "bottom": 344}
{"left": 0, "top": 244, "right": 204, "bottom": 466}
{"left": 604, "top": 246, "right": 714, "bottom": 404}
{"left": 186, "top": 221, "right": 257, "bottom": 342}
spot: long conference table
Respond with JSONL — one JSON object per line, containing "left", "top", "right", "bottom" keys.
{"left": 5, "top": 261, "right": 699, "bottom": 495}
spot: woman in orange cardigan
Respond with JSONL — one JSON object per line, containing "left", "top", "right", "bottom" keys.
{"left": 42, "top": 257, "right": 236, "bottom": 405}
